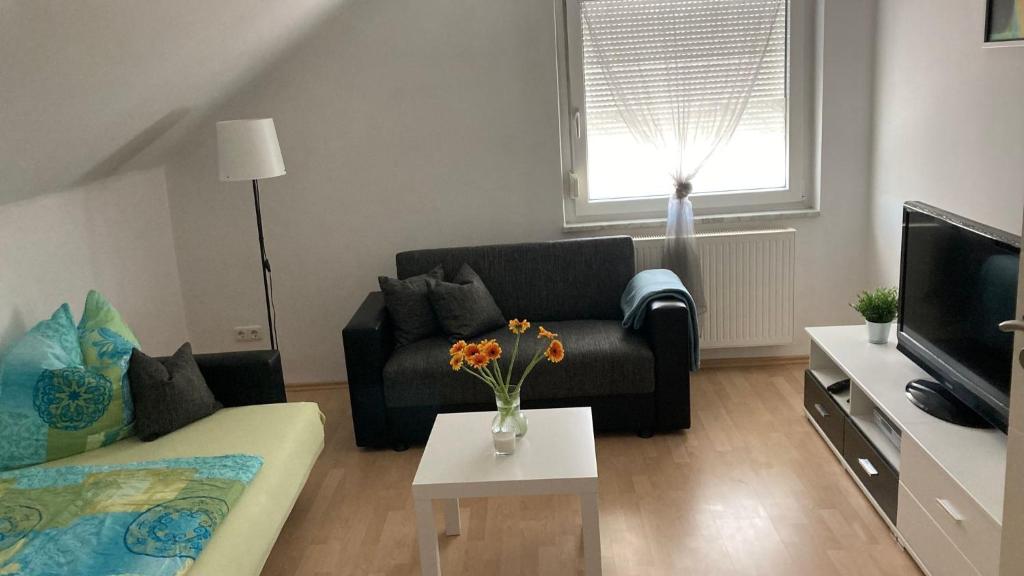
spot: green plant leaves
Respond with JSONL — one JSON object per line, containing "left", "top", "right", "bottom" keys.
{"left": 851, "top": 287, "right": 899, "bottom": 323}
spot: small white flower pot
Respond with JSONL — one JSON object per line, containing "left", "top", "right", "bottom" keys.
{"left": 866, "top": 321, "right": 892, "bottom": 344}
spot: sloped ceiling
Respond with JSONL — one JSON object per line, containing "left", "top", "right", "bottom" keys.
{"left": 0, "top": 0, "right": 345, "bottom": 205}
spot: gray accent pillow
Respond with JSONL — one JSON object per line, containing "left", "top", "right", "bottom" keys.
{"left": 428, "top": 263, "right": 506, "bottom": 341}
{"left": 379, "top": 265, "right": 445, "bottom": 347}
{"left": 128, "top": 343, "right": 222, "bottom": 442}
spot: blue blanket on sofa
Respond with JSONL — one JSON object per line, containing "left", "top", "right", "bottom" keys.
{"left": 620, "top": 268, "right": 700, "bottom": 370}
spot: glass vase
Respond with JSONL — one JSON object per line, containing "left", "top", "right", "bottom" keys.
{"left": 491, "top": 393, "right": 528, "bottom": 454}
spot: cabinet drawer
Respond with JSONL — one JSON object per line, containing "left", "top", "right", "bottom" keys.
{"left": 804, "top": 370, "right": 844, "bottom": 450}
{"left": 843, "top": 419, "right": 898, "bottom": 523}
{"left": 897, "top": 484, "right": 980, "bottom": 576}
{"left": 901, "top": 438, "right": 1001, "bottom": 576}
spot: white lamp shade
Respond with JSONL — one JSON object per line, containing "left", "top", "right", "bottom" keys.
{"left": 217, "top": 118, "right": 286, "bottom": 181}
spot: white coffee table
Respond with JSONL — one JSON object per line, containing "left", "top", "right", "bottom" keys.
{"left": 412, "top": 407, "right": 601, "bottom": 575}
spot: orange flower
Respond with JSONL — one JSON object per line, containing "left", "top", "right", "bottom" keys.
{"left": 449, "top": 355, "right": 464, "bottom": 371}
{"left": 544, "top": 339, "right": 565, "bottom": 363}
{"left": 466, "top": 352, "right": 490, "bottom": 369}
{"left": 463, "top": 343, "right": 481, "bottom": 359}
{"left": 508, "top": 319, "right": 531, "bottom": 334}
{"left": 449, "top": 340, "right": 468, "bottom": 357}
{"left": 482, "top": 339, "right": 502, "bottom": 360}
{"left": 537, "top": 326, "right": 558, "bottom": 340}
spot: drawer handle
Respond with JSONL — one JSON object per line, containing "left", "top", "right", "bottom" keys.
{"left": 936, "top": 498, "right": 965, "bottom": 522}
{"left": 814, "top": 403, "right": 829, "bottom": 418}
{"left": 857, "top": 458, "right": 878, "bottom": 477}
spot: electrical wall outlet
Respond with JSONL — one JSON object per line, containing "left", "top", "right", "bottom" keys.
{"left": 234, "top": 325, "right": 264, "bottom": 342}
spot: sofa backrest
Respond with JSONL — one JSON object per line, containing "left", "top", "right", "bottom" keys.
{"left": 396, "top": 236, "right": 635, "bottom": 322}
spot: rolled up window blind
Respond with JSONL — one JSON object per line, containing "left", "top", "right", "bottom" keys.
{"left": 580, "top": 0, "right": 788, "bottom": 198}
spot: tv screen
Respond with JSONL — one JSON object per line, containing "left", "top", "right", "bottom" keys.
{"left": 898, "top": 202, "right": 1020, "bottom": 431}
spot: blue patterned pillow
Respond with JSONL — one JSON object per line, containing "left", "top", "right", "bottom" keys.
{"left": 77, "top": 290, "right": 141, "bottom": 442}
{"left": 0, "top": 304, "right": 85, "bottom": 470}
{"left": 0, "top": 292, "right": 142, "bottom": 471}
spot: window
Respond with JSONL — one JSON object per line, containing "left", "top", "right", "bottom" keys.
{"left": 558, "top": 0, "right": 812, "bottom": 224}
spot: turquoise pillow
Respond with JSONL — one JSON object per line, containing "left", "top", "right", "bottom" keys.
{"left": 77, "top": 290, "right": 140, "bottom": 435}
{"left": 0, "top": 304, "right": 84, "bottom": 470}
{"left": 0, "top": 292, "right": 142, "bottom": 471}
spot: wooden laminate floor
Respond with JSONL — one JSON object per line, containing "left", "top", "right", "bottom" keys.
{"left": 261, "top": 364, "right": 922, "bottom": 576}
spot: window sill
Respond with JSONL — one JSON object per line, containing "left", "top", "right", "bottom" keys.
{"left": 562, "top": 207, "right": 821, "bottom": 234}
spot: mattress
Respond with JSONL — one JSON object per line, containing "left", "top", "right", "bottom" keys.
{"left": 48, "top": 401, "right": 326, "bottom": 576}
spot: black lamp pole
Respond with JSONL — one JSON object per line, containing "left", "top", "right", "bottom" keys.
{"left": 251, "top": 178, "right": 277, "bottom": 350}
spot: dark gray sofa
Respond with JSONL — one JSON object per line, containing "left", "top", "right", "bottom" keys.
{"left": 342, "top": 236, "right": 692, "bottom": 449}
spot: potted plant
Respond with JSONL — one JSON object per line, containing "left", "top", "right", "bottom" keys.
{"left": 447, "top": 319, "right": 565, "bottom": 454}
{"left": 851, "top": 287, "right": 899, "bottom": 344}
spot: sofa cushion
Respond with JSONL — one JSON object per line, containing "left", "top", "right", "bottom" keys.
{"left": 0, "top": 304, "right": 84, "bottom": 470}
{"left": 382, "top": 320, "right": 655, "bottom": 407}
{"left": 129, "top": 343, "right": 223, "bottom": 441}
{"left": 378, "top": 265, "right": 444, "bottom": 347}
{"left": 0, "top": 294, "right": 143, "bottom": 471}
{"left": 77, "top": 289, "right": 141, "bottom": 439}
{"left": 427, "top": 263, "right": 505, "bottom": 341}
{"left": 396, "top": 237, "right": 635, "bottom": 322}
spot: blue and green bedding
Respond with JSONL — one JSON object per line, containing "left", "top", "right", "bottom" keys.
{"left": 0, "top": 454, "right": 262, "bottom": 575}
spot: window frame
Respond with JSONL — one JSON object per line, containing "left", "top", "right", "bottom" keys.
{"left": 555, "top": 0, "right": 816, "bottom": 226}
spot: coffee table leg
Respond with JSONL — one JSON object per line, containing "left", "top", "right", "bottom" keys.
{"left": 415, "top": 498, "right": 441, "bottom": 576}
{"left": 581, "top": 492, "right": 602, "bottom": 575}
{"left": 443, "top": 498, "right": 461, "bottom": 536}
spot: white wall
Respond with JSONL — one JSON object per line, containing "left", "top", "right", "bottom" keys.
{"left": 0, "top": 168, "right": 188, "bottom": 356}
{"left": 164, "top": 0, "right": 879, "bottom": 383}
{"left": 166, "top": 0, "right": 566, "bottom": 383}
{"left": 870, "top": 0, "right": 1024, "bottom": 283}
{"left": 0, "top": 0, "right": 343, "bottom": 206}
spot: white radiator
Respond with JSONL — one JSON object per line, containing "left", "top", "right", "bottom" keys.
{"left": 633, "top": 228, "right": 796, "bottom": 349}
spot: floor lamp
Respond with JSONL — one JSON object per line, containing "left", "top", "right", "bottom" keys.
{"left": 216, "top": 118, "right": 286, "bottom": 350}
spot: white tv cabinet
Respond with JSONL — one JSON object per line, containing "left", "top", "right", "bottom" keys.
{"left": 805, "top": 326, "right": 1007, "bottom": 576}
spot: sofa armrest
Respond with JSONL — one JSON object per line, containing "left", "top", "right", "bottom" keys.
{"left": 643, "top": 298, "right": 692, "bottom": 431}
{"left": 193, "top": 350, "right": 287, "bottom": 407}
{"left": 342, "top": 291, "right": 394, "bottom": 447}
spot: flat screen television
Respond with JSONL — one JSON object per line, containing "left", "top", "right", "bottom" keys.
{"left": 897, "top": 201, "right": 1020, "bottom": 432}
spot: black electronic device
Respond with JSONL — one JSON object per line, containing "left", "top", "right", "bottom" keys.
{"left": 897, "top": 202, "right": 1020, "bottom": 431}
{"left": 826, "top": 379, "right": 851, "bottom": 394}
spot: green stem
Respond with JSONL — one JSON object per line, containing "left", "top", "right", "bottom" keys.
{"left": 495, "top": 393, "right": 519, "bottom": 425}
{"left": 505, "top": 331, "right": 521, "bottom": 387}
{"left": 513, "top": 350, "right": 545, "bottom": 396}
{"left": 495, "top": 361, "right": 508, "bottom": 391}
{"left": 483, "top": 364, "right": 508, "bottom": 398}
{"left": 497, "top": 403, "right": 515, "bottom": 425}
{"left": 462, "top": 366, "right": 497, "bottom": 392}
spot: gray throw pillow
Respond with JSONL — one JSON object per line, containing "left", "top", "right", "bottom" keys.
{"left": 379, "top": 265, "right": 445, "bottom": 347}
{"left": 428, "top": 263, "right": 506, "bottom": 341}
{"left": 128, "top": 343, "right": 222, "bottom": 442}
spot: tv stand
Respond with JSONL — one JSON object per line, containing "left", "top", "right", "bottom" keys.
{"left": 905, "top": 379, "right": 993, "bottom": 429}
{"left": 805, "top": 325, "right": 1007, "bottom": 576}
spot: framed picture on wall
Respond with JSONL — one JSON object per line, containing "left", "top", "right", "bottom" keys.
{"left": 986, "top": 0, "right": 1024, "bottom": 42}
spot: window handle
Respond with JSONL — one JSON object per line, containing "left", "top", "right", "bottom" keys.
{"left": 574, "top": 109, "right": 582, "bottom": 140}
{"left": 568, "top": 172, "right": 580, "bottom": 200}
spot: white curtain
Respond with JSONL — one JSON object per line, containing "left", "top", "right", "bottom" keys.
{"left": 581, "top": 0, "right": 785, "bottom": 315}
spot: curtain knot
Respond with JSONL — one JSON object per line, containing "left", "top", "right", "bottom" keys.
{"left": 674, "top": 180, "right": 693, "bottom": 199}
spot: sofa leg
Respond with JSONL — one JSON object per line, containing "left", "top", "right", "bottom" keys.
{"left": 392, "top": 442, "right": 410, "bottom": 452}
{"left": 637, "top": 429, "right": 654, "bottom": 439}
